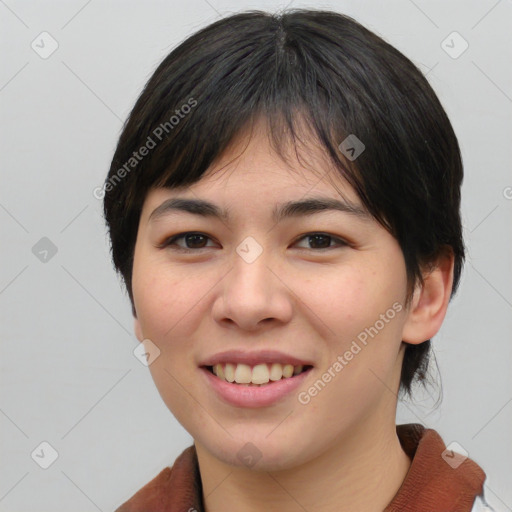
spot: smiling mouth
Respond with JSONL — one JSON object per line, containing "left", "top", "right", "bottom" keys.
{"left": 204, "top": 363, "right": 313, "bottom": 386}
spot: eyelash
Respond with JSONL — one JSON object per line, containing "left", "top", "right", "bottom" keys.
{"left": 158, "top": 232, "right": 349, "bottom": 253}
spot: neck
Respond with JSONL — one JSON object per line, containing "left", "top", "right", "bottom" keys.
{"left": 195, "top": 415, "right": 411, "bottom": 512}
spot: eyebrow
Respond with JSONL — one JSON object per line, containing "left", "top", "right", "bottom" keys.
{"left": 148, "top": 196, "right": 370, "bottom": 224}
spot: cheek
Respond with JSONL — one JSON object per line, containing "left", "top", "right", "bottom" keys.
{"left": 132, "top": 256, "right": 207, "bottom": 342}
{"left": 333, "top": 257, "right": 406, "bottom": 332}
{"left": 305, "top": 265, "right": 393, "bottom": 340}
{"left": 132, "top": 264, "right": 206, "bottom": 424}
{"left": 307, "top": 263, "right": 406, "bottom": 389}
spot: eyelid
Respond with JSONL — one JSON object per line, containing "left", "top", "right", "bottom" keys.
{"left": 292, "top": 232, "right": 350, "bottom": 250}
{"left": 157, "top": 231, "right": 351, "bottom": 252}
{"left": 156, "top": 232, "right": 219, "bottom": 250}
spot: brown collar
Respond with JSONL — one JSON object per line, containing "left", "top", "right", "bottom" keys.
{"left": 116, "top": 424, "right": 485, "bottom": 512}
{"left": 384, "top": 424, "right": 485, "bottom": 511}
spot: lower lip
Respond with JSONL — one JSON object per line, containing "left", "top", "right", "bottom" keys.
{"left": 200, "top": 366, "right": 313, "bottom": 408}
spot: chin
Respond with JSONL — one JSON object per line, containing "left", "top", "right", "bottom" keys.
{"left": 197, "top": 429, "right": 314, "bottom": 472}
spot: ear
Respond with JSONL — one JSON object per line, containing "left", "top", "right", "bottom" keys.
{"left": 402, "top": 249, "right": 455, "bottom": 344}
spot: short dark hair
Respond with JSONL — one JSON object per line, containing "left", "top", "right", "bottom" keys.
{"left": 103, "top": 9, "right": 465, "bottom": 397}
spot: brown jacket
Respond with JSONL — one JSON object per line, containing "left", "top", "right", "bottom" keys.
{"left": 115, "top": 424, "right": 486, "bottom": 512}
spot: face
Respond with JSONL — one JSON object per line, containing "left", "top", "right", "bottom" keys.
{"left": 132, "top": 122, "right": 412, "bottom": 471}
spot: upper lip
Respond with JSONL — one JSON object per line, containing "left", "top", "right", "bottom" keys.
{"left": 199, "top": 349, "right": 314, "bottom": 367}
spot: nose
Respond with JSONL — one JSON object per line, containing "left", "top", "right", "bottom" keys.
{"left": 211, "top": 247, "right": 293, "bottom": 331}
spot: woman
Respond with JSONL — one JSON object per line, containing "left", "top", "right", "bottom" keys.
{"left": 103, "top": 9, "right": 494, "bottom": 511}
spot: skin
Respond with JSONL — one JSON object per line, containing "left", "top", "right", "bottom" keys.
{"left": 131, "top": 119, "right": 454, "bottom": 512}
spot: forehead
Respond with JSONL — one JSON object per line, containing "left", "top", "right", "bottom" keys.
{"left": 142, "top": 119, "right": 364, "bottom": 218}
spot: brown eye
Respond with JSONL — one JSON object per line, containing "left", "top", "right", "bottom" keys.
{"left": 293, "top": 233, "right": 348, "bottom": 250}
{"left": 182, "top": 233, "right": 208, "bottom": 248}
{"left": 160, "top": 232, "right": 216, "bottom": 251}
{"left": 159, "top": 231, "right": 348, "bottom": 252}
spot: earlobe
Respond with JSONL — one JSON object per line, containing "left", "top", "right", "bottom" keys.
{"left": 402, "top": 250, "right": 455, "bottom": 345}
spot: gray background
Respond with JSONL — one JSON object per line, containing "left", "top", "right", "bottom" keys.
{"left": 1, "top": 0, "right": 511, "bottom": 510}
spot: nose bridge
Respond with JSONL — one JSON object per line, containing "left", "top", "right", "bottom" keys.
{"left": 213, "top": 235, "right": 292, "bottom": 329}
{"left": 230, "top": 235, "right": 274, "bottom": 301}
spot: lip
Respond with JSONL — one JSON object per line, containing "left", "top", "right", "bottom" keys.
{"left": 200, "top": 365, "right": 313, "bottom": 408}
{"left": 199, "top": 349, "right": 314, "bottom": 367}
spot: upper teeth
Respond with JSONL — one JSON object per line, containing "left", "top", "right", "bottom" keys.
{"left": 212, "top": 363, "right": 304, "bottom": 385}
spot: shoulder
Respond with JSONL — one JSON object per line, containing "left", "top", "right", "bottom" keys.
{"left": 114, "top": 467, "right": 174, "bottom": 512}
{"left": 114, "top": 445, "right": 202, "bottom": 512}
